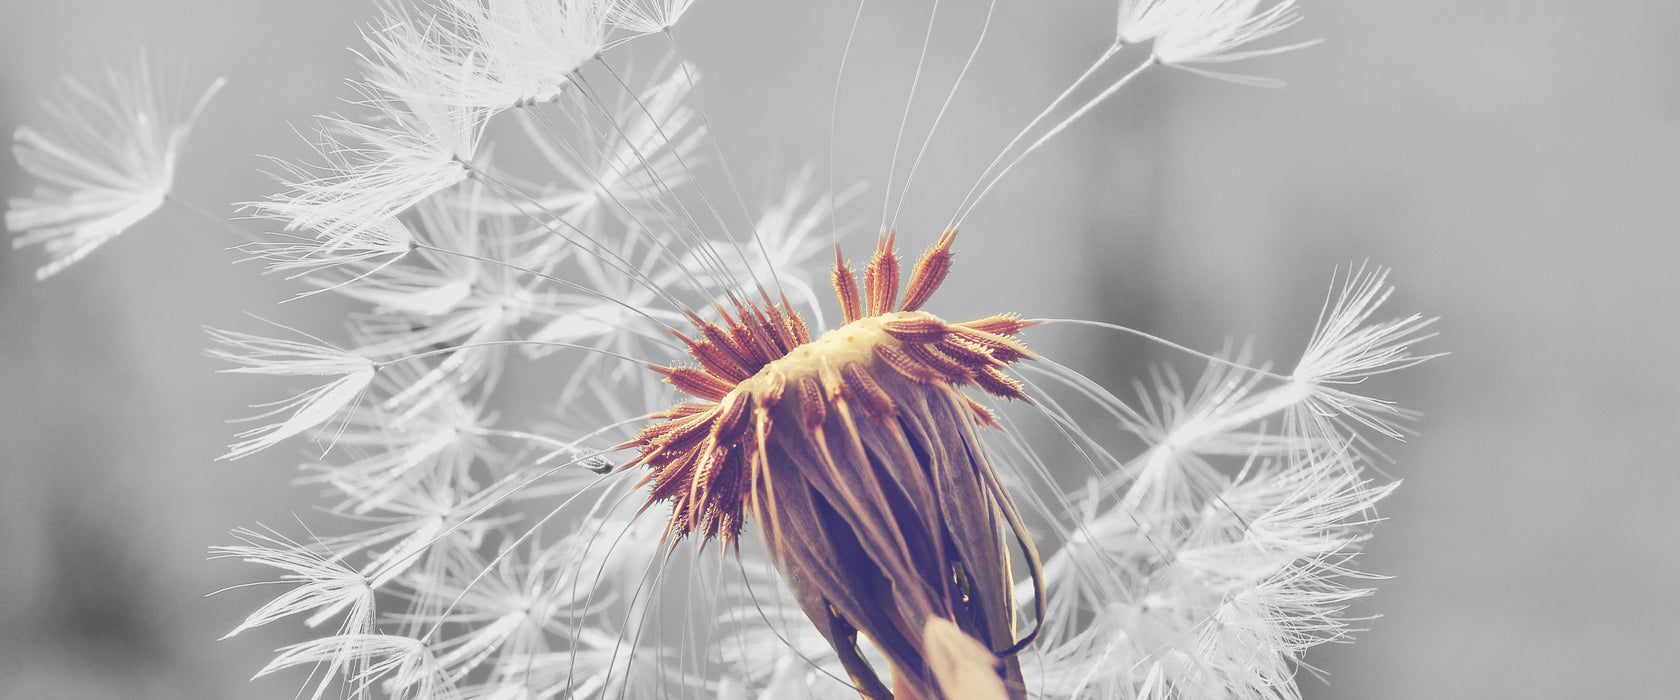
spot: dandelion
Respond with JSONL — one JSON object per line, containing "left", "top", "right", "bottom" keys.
{"left": 11, "top": 3, "right": 1438, "bottom": 699}
{"left": 5, "top": 55, "right": 223, "bottom": 279}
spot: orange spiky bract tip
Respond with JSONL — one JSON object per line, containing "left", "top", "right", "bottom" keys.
{"left": 624, "top": 229, "right": 1044, "bottom": 700}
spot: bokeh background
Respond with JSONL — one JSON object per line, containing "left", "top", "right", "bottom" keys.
{"left": 2, "top": 0, "right": 1676, "bottom": 698}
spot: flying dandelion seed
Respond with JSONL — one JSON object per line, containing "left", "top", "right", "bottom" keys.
{"left": 8, "top": 1, "right": 1437, "bottom": 699}
{"left": 5, "top": 54, "right": 223, "bottom": 279}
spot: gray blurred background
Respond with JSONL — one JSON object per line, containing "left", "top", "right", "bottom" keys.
{"left": 2, "top": 1, "right": 1676, "bottom": 698}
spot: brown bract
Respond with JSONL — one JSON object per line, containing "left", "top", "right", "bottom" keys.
{"left": 622, "top": 230, "right": 1044, "bottom": 699}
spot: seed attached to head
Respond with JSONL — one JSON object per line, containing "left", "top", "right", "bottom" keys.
{"left": 624, "top": 230, "right": 1043, "bottom": 699}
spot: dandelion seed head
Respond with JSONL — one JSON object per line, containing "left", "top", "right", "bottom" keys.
{"left": 15, "top": 2, "right": 1438, "bottom": 697}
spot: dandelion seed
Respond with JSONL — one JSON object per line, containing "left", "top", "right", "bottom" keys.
{"left": 610, "top": 0, "right": 696, "bottom": 37}
{"left": 208, "top": 327, "right": 380, "bottom": 459}
{"left": 312, "top": 478, "right": 480, "bottom": 589}
{"left": 251, "top": 39, "right": 491, "bottom": 247}
{"left": 242, "top": 217, "right": 418, "bottom": 290}
{"left": 214, "top": 527, "right": 387, "bottom": 700}
{"left": 306, "top": 386, "right": 490, "bottom": 515}
{"left": 215, "top": 527, "right": 378, "bottom": 638}
{"left": 343, "top": 223, "right": 548, "bottom": 412}
{"left": 418, "top": 540, "right": 592, "bottom": 681}
{"left": 315, "top": 184, "right": 517, "bottom": 313}
{"left": 1150, "top": 0, "right": 1320, "bottom": 86}
{"left": 368, "top": 0, "right": 616, "bottom": 110}
{"left": 1287, "top": 265, "right": 1442, "bottom": 446}
{"left": 6, "top": 55, "right": 223, "bottom": 279}
{"left": 259, "top": 633, "right": 451, "bottom": 700}
{"left": 1114, "top": 352, "right": 1277, "bottom": 519}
